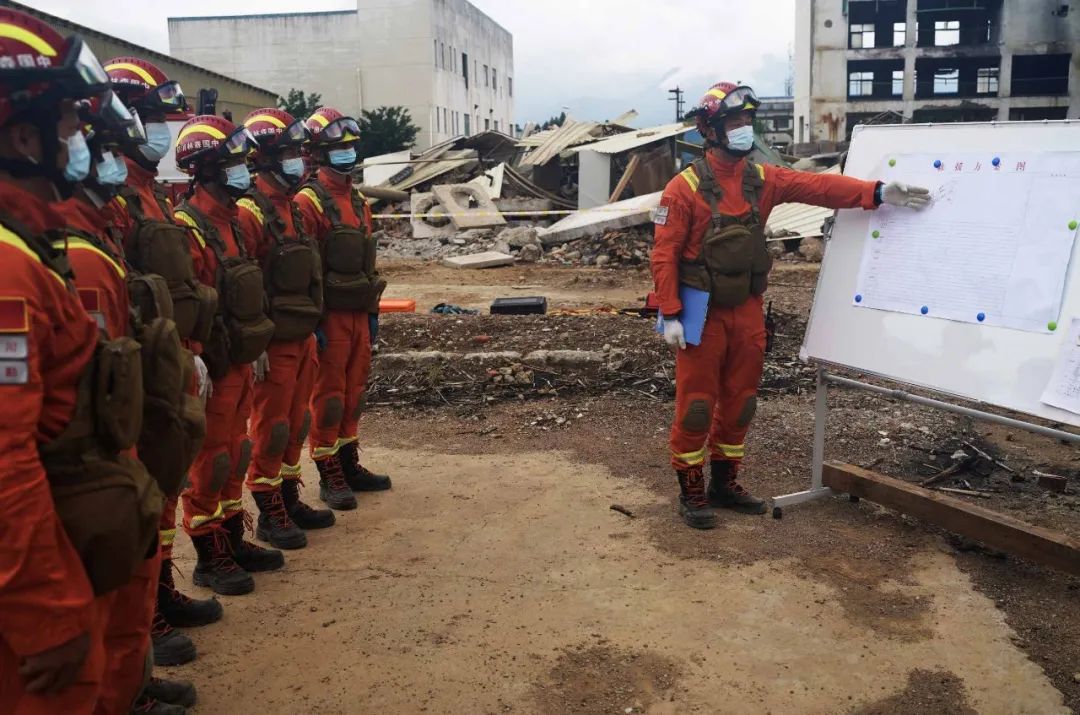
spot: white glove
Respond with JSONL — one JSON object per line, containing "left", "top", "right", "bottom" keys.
{"left": 193, "top": 356, "right": 212, "bottom": 400}
{"left": 663, "top": 319, "right": 687, "bottom": 350}
{"left": 882, "top": 182, "right": 932, "bottom": 210}
{"left": 252, "top": 351, "right": 270, "bottom": 383}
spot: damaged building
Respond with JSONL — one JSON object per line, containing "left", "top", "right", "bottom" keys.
{"left": 794, "top": 0, "right": 1080, "bottom": 149}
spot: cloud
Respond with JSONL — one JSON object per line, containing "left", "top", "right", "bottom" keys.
{"left": 26, "top": 0, "right": 795, "bottom": 126}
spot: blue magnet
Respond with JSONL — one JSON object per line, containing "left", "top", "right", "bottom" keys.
{"left": 992, "top": 157, "right": 1001, "bottom": 166}
{"left": 855, "top": 294, "right": 863, "bottom": 303}
{"left": 933, "top": 160, "right": 942, "bottom": 169}
{"left": 977, "top": 312, "right": 986, "bottom": 322}
{"left": 921, "top": 306, "right": 929, "bottom": 315}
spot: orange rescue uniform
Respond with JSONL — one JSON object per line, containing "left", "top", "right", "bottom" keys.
{"left": 652, "top": 152, "right": 878, "bottom": 470}
{"left": 294, "top": 167, "right": 374, "bottom": 460}
{"left": 175, "top": 187, "right": 254, "bottom": 535}
{"left": 238, "top": 175, "right": 318, "bottom": 492}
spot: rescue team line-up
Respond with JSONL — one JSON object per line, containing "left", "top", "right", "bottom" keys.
{"left": 0, "top": 7, "right": 928, "bottom": 713}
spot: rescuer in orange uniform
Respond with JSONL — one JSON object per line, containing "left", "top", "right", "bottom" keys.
{"left": 239, "top": 107, "right": 335, "bottom": 547}
{"left": 57, "top": 95, "right": 198, "bottom": 714}
{"left": 295, "top": 107, "right": 390, "bottom": 511}
{"left": 653, "top": 82, "right": 930, "bottom": 529}
{"left": 0, "top": 9, "right": 161, "bottom": 713}
{"left": 105, "top": 55, "right": 225, "bottom": 656}
{"left": 174, "top": 115, "right": 281, "bottom": 595}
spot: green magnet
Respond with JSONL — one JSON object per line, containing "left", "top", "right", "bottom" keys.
{"left": 1049, "top": 322, "right": 1059, "bottom": 332}
{"left": 1070, "top": 220, "right": 1078, "bottom": 231}
{"left": 872, "top": 230, "right": 881, "bottom": 238}
{"left": 888, "top": 159, "right": 896, "bottom": 167}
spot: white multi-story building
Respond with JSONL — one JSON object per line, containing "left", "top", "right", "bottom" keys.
{"left": 168, "top": 0, "right": 514, "bottom": 149}
{"left": 794, "top": 0, "right": 1080, "bottom": 146}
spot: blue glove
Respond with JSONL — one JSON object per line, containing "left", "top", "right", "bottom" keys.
{"left": 368, "top": 313, "right": 379, "bottom": 348}
{"left": 314, "top": 327, "right": 327, "bottom": 353}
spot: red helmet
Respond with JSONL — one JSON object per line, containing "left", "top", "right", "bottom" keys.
{"left": 0, "top": 7, "right": 110, "bottom": 126}
{"left": 243, "top": 107, "right": 309, "bottom": 154}
{"left": 174, "top": 114, "right": 257, "bottom": 174}
{"left": 104, "top": 56, "right": 186, "bottom": 115}
{"left": 305, "top": 107, "right": 360, "bottom": 146}
{"left": 685, "top": 82, "right": 761, "bottom": 129}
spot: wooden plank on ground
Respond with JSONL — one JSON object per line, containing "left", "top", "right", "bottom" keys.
{"left": 822, "top": 461, "right": 1080, "bottom": 576}
{"left": 608, "top": 154, "right": 641, "bottom": 203}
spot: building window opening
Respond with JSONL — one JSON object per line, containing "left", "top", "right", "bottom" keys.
{"left": 464, "top": 113, "right": 471, "bottom": 135}
{"left": 463, "top": 52, "right": 469, "bottom": 88}
{"left": 892, "top": 70, "right": 904, "bottom": 96}
{"left": 934, "top": 68, "right": 959, "bottom": 94}
{"left": 934, "top": 20, "right": 960, "bottom": 46}
{"left": 484, "top": 65, "right": 489, "bottom": 87}
{"left": 850, "top": 23, "right": 876, "bottom": 49}
{"left": 849, "top": 71, "right": 875, "bottom": 97}
{"left": 1011, "top": 54, "right": 1071, "bottom": 97}
{"left": 893, "top": 22, "right": 906, "bottom": 46}
{"left": 976, "top": 67, "right": 999, "bottom": 94}
{"left": 509, "top": 77, "right": 513, "bottom": 97}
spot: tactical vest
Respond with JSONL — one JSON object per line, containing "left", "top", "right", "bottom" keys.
{"left": 677, "top": 158, "right": 773, "bottom": 308}
{"left": 0, "top": 210, "right": 161, "bottom": 596}
{"left": 176, "top": 201, "right": 275, "bottom": 377}
{"left": 118, "top": 185, "right": 217, "bottom": 343}
{"left": 300, "top": 180, "right": 385, "bottom": 313}
{"left": 49, "top": 224, "right": 205, "bottom": 503}
{"left": 240, "top": 188, "right": 324, "bottom": 341}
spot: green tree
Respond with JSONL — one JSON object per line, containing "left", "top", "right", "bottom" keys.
{"left": 277, "top": 88, "right": 322, "bottom": 119}
{"left": 356, "top": 106, "right": 421, "bottom": 159}
{"left": 540, "top": 112, "right": 566, "bottom": 130}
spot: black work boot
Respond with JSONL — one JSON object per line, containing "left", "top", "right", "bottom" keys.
{"left": 130, "top": 694, "right": 187, "bottom": 714}
{"left": 191, "top": 527, "right": 254, "bottom": 596}
{"left": 157, "top": 559, "right": 223, "bottom": 628}
{"left": 316, "top": 453, "right": 358, "bottom": 511}
{"left": 677, "top": 466, "right": 718, "bottom": 530}
{"left": 339, "top": 441, "right": 392, "bottom": 492}
{"left": 708, "top": 460, "right": 768, "bottom": 515}
{"left": 144, "top": 676, "right": 197, "bottom": 707}
{"left": 282, "top": 478, "right": 336, "bottom": 529}
{"left": 253, "top": 488, "right": 308, "bottom": 550}
{"left": 224, "top": 513, "right": 285, "bottom": 572}
{"left": 151, "top": 609, "right": 196, "bottom": 667}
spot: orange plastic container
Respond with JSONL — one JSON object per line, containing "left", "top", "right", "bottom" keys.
{"left": 379, "top": 299, "right": 417, "bottom": 313}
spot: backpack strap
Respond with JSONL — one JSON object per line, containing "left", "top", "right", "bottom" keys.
{"left": 741, "top": 161, "right": 765, "bottom": 224}
{"left": 0, "top": 208, "right": 74, "bottom": 285}
{"left": 47, "top": 226, "right": 127, "bottom": 280}
{"left": 177, "top": 200, "right": 248, "bottom": 260}
{"left": 298, "top": 179, "right": 344, "bottom": 229}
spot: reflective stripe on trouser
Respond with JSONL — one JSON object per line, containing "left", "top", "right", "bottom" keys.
{"left": 312, "top": 436, "right": 358, "bottom": 461}
{"left": 158, "top": 494, "right": 179, "bottom": 560}
{"left": 280, "top": 462, "right": 302, "bottom": 480}
{"left": 669, "top": 295, "right": 767, "bottom": 470}
{"left": 96, "top": 550, "right": 161, "bottom": 715}
{"left": 182, "top": 363, "right": 254, "bottom": 536}
{"left": 248, "top": 335, "right": 317, "bottom": 493}
{"left": 309, "top": 310, "right": 371, "bottom": 451}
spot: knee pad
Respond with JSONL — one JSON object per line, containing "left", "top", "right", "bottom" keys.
{"left": 681, "top": 398, "right": 711, "bottom": 433}
{"left": 319, "top": 397, "right": 344, "bottom": 429}
{"left": 235, "top": 439, "right": 253, "bottom": 477}
{"left": 266, "top": 422, "right": 289, "bottom": 457}
{"left": 736, "top": 395, "right": 758, "bottom": 428}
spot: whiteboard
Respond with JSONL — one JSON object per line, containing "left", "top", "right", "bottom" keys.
{"left": 801, "top": 120, "right": 1080, "bottom": 428}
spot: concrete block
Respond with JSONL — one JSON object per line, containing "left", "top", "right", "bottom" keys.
{"left": 469, "top": 163, "right": 505, "bottom": 200}
{"left": 432, "top": 184, "right": 507, "bottom": 230}
{"left": 441, "top": 251, "right": 516, "bottom": 269}
{"left": 410, "top": 192, "right": 455, "bottom": 239}
{"left": 536, "top": 191, "right": 661, "bottom": 246}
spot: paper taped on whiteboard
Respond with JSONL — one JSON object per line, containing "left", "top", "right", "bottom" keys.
{"left": 852, "top": 152, "right": 1080, "bottom": 334}
{"left": 1041, "top": 317, "right": 1080, "bottom": 415}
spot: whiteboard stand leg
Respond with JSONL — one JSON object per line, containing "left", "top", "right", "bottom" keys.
{"left": 770, "top": 366, "right": 836, "bottom": 518}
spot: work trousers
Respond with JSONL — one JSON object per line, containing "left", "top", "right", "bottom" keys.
{"left": 0, "top": 553, "right": 158, "bottom": 715}
{"left": 670, "top": 295, "right": 767, "bottom": 470}
{"left": 182, "top": 363, "right": 253, "bottom": 535}
{"left": 309, "top": 311, "right": 371, "bottom": 459}
{"left": 247, "top": 336, "right": 318, "bottom": 490}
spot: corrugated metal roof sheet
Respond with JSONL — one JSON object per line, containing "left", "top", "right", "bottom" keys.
{"left": 570, "top": 123, "right": 693, "bottom": 155}
{"left": 519, "top": 119, "right": 603, "bottom": 166}
{"left": 765, "top": 166, "right": 841, "bottom": 238}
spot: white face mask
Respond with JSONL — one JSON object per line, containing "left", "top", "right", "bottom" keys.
{"left": 725, "top": 125, "right": 755, "bottom": 153}
{"left": 139, "top": 122, "right": 172, "bottom": 164}
{"left": 95, "top": 150, "right": 128, "bottom": 186}
{"left": 280, "top": 157, "right": 305, "bottom": 180}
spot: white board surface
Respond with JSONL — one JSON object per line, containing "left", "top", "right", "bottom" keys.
{"left": 801, "top": 121, "right": 1080, "bottom": 428}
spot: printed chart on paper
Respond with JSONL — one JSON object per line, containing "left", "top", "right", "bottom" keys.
{"left": 853, "top": 153, "right": 1080, "bottom": 333}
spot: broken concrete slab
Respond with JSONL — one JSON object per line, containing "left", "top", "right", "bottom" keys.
{"left": 410, "top": 192, "right": 455, "bottom": 239}
{"left": 460, "top": 351, "right": 523, "bottom": 362}
{"left": 536, "top": 191, "right": 661, "bottom": 246}
{"left": 469, "top": 163, "right": 505, "bottom": 200}
{"left": 523, "top": 350, "right": 606, "bottom": 366}
{"left": 441, "top": 251, "right": 516, "bottom": 269}
{"left": 432, "top": 184, "right": 507, "bottom": 230}
{"left": 497, "top": 226, "right": 541, "bottom": 248}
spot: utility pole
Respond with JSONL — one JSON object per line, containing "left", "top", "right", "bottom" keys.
{"left": 668, "top": 86, "right": 685, "bottom": 122}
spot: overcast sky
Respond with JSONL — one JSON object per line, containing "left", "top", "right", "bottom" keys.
{"left": 25, "top": 0, "right": 795, "bottom": 127}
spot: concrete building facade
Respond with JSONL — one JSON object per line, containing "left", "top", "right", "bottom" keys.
{"left": 168, "top": 0, "right": 514, "bottom": 150}
{"left": 795, "top": 0, "right": 1080, "bottom": 145}
{"left": 757, "top": 96, "right": 795, "bottom": 151}
{"left": 0, "top": 0, "right": 278, "bottom": 118}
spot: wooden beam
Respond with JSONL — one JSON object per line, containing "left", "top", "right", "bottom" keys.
{"left": 608, "top": 154, "right": 641, "bottom": 203}
{"left": 823, "top": 462, "right": 1080, "bottom": 576}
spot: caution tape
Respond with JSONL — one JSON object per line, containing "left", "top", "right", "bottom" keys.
{"left": 371, "top": 207, "right": 656, "bottom": 220}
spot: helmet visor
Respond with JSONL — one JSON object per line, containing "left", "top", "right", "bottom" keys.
{"left": 98, "top": 89, "right": 146, "bottom": 144}
{"left": 67, "top": 37, "right": 110, "bottom": 96}
{"left": 321, "top": 117, "right": 360, "bottom": 144}
{"left": 717, "top": 86, "right": 761, "bottom": 116}
{"left": 223, "top": 126, "right": 258, "bottom": 158}
{"left": 281, "top": 118, "right": 310, "bottom": 146}
{"left": 147, "top": 80, "right": 186, "bottom": 112}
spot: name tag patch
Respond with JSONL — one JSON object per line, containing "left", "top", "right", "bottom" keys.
{"left": 0, "top": 359, "right": 28, "bottom": 384}
{"left": 0, "top": 334, "right": 28, "bottom": 359}
{"left": 654, "top": 206, "right": 670, "bottom": 226}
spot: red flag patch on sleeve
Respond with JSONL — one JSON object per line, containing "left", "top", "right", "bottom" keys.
{"left": 0, "top": 297, "right": 29, "bottom": 333}
{"left": 78, "top": 288, "right": 101, "bottom": 313}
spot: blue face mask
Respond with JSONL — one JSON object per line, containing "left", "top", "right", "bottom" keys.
{"left": 139, "top": 122, "right": 172, "bottom": 164}
{"left": 328, "top": 147, "right": 357, "bottom": 170}
{"left": 725, "top": 125, "right": 755, "bottom": 153}
{"left": 224, "top": 163, "right": 251, "bottom": 194}
{"left": 95, "top": 150, "right": 128, "bottom": 186}
{"left": 63, "top": 132, "right": 91, "bottom": 182}
{"left": 280, "top": 157, "right": 305, "bottom": 181}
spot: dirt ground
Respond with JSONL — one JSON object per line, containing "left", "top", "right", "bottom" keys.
{"left": 165, "top": 262, "right": 1080, "bottom": 714}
